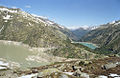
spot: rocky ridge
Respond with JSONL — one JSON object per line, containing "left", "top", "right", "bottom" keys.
{"left": 81, "top": 20, "right": 120, "bottom": 55}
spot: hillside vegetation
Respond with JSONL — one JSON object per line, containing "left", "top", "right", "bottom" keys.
{"left": 81, "top": 20, "right": 120, "bottom": 55}
{"left": 0, "top": 6, "right": 97, "bottom": 59}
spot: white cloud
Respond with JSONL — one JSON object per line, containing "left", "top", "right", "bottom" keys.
{"left": 25, "top": 5, "right": 31, "bottom": 8}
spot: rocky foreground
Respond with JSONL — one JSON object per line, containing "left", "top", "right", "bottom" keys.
{"left": 0, "top": 56, "right": 120, "bottom": 78}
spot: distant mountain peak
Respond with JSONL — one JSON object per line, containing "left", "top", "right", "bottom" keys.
{"left": 108, "top": 20, "right": 120, "bottom": 26}
{"left": 68, "top": 25, "right": 98, "bottom": 31}
{"left": 109, "top": 20, "right": 116, "bottom": 24}
{"left": 79, "top": 26, "right": 89, "bottom": 30}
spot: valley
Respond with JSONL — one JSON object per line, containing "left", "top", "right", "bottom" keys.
{"left": 81, "top": 20, "right": 120, "bottom": 55}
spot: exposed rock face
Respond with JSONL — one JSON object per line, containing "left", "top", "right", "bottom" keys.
{"left": 102, "top": 62, "right": 120, "bottom": 70}
{"left": 70, "top": 26, "right": 98, "bottom": 41}
{"left": 103, "top": 63, "right": 117, "bottom": 69}
{"left": 70, "top": 28, "right": 90, "bottom": 40}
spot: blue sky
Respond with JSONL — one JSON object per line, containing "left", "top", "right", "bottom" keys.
{"left": 0, "top": 0, "right": 120, "bottom": 29}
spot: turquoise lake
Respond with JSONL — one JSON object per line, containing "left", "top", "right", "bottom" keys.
{"left": 79, "top": 42, "right": 97, "bottom": 49}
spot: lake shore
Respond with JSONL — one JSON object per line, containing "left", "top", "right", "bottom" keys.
{"left": 71, "top": 41, "right": 98, "bottom": 49}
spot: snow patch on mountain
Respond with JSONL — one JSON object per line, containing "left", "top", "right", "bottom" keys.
{"left": 3, "top": 15, "right": 11, "bottom": 20}
{"left": 90, "top": 26, "right": 98, "bottom": 30}
{"left": 0, "top": 7, "right": 17, "bottom": 13}
{"left": 80, "top": 26, "right": 89, "bottom": 30}
{"left": 31, "top": 14, "right": 55, "bottom": 25}
{"left": 68, "top": 26, "right": 98, "bottom": 30}
{"left": 109, "top": 21, "right": 116, "bottom": 24}
{"left": 108, "top": 20, "right": 120, "bottom": 25}
{"left": 31, "top": 14, "right": 47, "bottom": 19}
{"left": 46, "top": 20, "right": 54, "bottom": 25}
{"left": 0, "top": 7, "right": 65, "bottom": 30}
{"left": 31, "top": 14, "right": 65, "bottom": 29}
{"left": 114, "top": 21, "right": 120, "bottom": 25}
{"left": 67, "top": 26, "right": 88, "bottom": 30}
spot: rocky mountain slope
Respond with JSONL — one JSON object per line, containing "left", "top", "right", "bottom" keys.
{"left": 0, "top": 6, "right": 75, "bottom": 47}
{"left": 81, "top": 20, "right": 120, "bottom": 55}
{"left": 71, "top": 26, "right": 98, "bottom": 40}
{"left": 0, "top": 6, "right": 96, "bottom": 59}
{"left": 71, "top": 28, "right": 89, "bottom": 40}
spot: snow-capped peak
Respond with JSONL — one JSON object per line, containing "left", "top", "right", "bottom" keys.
{"left": 114, "top": 21, "right": 120, "bottom": 25}
{"left": 80, "top": 26, "right": 98, "bottom": 30}
{"left": 68, "top": 25, "right": 98, "bottom": 30}
{"left": 58, "top": 25, "right": 65, "bottom": 29}
{"left": 109, "top": 21, "right": 116, "bottom": 24}
{"left": 89, "top": 26, "right": 98, "bottom": 30}
{"left": 67, "top": 25, "right": 89, "bottom": 30}
{"left": 81, "top": 25, "right": 89, "bottom": 30}
{"left": 108, "top": 20, "right": 120, "bottom": 25}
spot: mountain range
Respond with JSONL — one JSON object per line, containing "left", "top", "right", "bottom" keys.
{"left": 0, "top": 6, "right": 96, "bottom": 59}
{"left": 70, "top": 26, "right": 98, "bottom": 40}
{"left": 0, "top": 6, "right": 120, "bottom": 78}
{"left": 1, "top": 6, "right": 120, "bottom": 58}
{"left": 81, "top": 20, "right": 120, "bottom": 55}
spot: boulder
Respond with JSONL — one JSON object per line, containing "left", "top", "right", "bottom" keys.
{"left": 73, "top": 69, "right": 81, "bottom": 77}
{"left": 80, "top": 72, "right": 89, "bottom": 78}
{"left": 72, "top": 66, "right": 83, "bottom": 71}
{"left": 102, "top": 63, "right": 117, "bottom": 69}
{"left": 79, "top": 61, "right": 92, "bottom": 66}
{"left": 59, "top": 74, "right": 69, "bottom": 78}
{"left": 116, "top": 62, "right": 120, "bottom": 65}
{"left": 32, "top": 69, "right": 38, "bottom": 73}
{"left": 37, "top": 68, "right": 60, "bottom": 77}
{"left": 73, "top": 69, "right": 89, "bottom": 78}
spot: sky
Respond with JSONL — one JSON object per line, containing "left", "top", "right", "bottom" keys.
{"left": 0, "top": 0, "right": 120, "bottom": 29}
